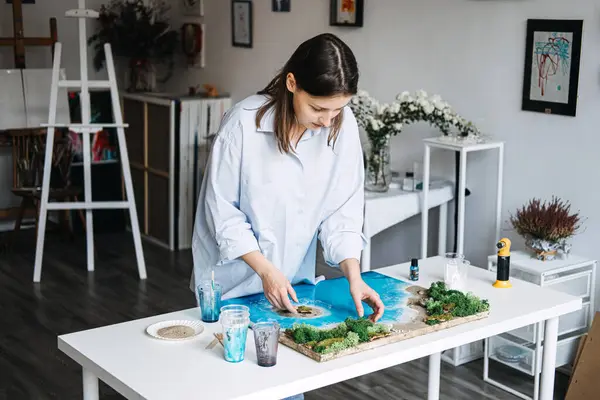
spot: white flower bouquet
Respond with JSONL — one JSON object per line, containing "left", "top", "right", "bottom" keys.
{"left": 350, "top": 89, "right": 480, "bottom": 191}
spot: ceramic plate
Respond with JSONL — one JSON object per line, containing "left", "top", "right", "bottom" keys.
{"left": 146, "top": 320, "right": 204, "bottom": 341}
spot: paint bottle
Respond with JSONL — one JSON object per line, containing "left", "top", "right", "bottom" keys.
{"left": 410, "top": 258, "right": 419, "bottom": 281}
{"left": 493, "top": 238, "right": 512, "bottom": 288}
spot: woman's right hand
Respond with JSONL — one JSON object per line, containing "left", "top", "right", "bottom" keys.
{"left": 241, "top": 251, "right": 299, "bottom": 313}
{"left": 259, "top": 265, "right": 299, "bottom": 313}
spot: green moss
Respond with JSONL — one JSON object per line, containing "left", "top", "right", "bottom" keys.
{"left": 285, "top": 318, "right": 390, "bottom": 354}
{"left": 296, "top": 305, "right": 312, "bottom": 314}
{"left": 313, "top": 338, "right": 344, "bottom": 353}
{"left": 424, "top": 281, "right": 490, "bottom": 325}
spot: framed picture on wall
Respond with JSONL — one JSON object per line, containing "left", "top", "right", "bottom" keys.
{"left": 272, "top": 0, "right": 290, "bottom": 12}
{"left": 181, "top": 0, "right": 204, "bottom": 17}
{"left": 521, "top": 19, "right": 583, "bottom": 117}
{"left": 329, "top": 0, "right": 364, "bottom": 27}
{"left": 231, "top": 0, "right": 253, "bottom": 48}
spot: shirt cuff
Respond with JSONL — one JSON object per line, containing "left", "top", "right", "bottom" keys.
{"left": 323, "top": 231, "right": 368, "bottom": 267}
{"left": 218, "top": 232, "right": 260, "bottom": 264}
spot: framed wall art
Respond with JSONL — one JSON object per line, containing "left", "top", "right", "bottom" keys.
{"left": 231, "top": 0, "right": 253, "bottom": 48}
{"left": 272, "top": 0, "right": 290, "bottom": 12}
{"left": 181, "top": 0, "right": 204, "bottom": 17}
{"left": 330, "top": 0, "right": 364, "bottom": 27}
{"left": 521, "top": 19, "right": 583, "bottom": 117}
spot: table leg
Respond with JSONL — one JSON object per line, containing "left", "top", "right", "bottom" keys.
{"left": 457, "top": 150, "right": 467, "bottom": 255}
{"left": 421, "top": 144, "right": 431, "bottom": 260}
{"left": 437, "top": 202, "right": 447, "bottom": 256}
{"left": 539, "top": 317, "right": 558, "bottom": 400}
{"left": 495, "top": 143, "right": 504, "bottom": 243}
{"left": 83, "top": 368, "right": 99, "bottom": 400}
{"left": 428, "top": 352, "right": 441, "bottom": 400}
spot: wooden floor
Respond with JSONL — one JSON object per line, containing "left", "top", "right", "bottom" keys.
{"left": 0, "top": 230, "right": 570, "bottom": 399}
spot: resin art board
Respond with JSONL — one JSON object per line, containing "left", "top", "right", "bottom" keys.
{"left": 221, "top": 271, "right": 490, "bottom": 362}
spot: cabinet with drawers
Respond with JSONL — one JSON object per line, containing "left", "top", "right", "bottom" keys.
{"left": 483, "top": 250, "right": 596, "bottom": 400}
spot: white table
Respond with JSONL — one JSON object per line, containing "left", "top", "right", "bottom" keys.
{"left": 58, "top": 256, "right": 581, "bottom": 400}
{"left": 362, "top": 179, "right": 454, "bottom": 272}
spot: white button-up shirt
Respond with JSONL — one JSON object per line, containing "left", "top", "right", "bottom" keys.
{"left": 191, "top": 94, "right": 367, "bottom": 300}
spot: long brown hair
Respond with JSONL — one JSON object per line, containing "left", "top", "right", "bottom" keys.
{"left": 255, "top": 33, "right": 359, "bottom": 153}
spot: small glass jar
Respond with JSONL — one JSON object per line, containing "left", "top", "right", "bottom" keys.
{"left": 402, "top": 171, "right": 415, "bottom": 192}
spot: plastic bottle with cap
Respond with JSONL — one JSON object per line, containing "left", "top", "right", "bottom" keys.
{"left": 402, "top": 171, "right": 415, "bottom": 192}
{"left": 409, "top": 258, "right": 419, "bottom": 281}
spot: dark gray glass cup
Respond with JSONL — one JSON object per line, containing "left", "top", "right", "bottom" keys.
{"left": 253, "top": 321, "right": 280, "bottom": 367}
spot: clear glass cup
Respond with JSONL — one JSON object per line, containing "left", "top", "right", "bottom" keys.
{"left": 220, "top": 304, "right": 250, "bottom": 314}
{"left": 197, "top": 281, "right": 222, "bottom": 323}
{"left": 445, "top": 257, "right": 470, "bottom": 291}
{"left": 253, "top": 321, "right": 280, "bottom": 367}
{"left": 220, "top": 308, "right": 250, "bottom": 363}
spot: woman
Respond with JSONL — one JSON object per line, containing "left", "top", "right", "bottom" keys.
{"left": 191, "top": 33, "right": 384, "bottom": 325}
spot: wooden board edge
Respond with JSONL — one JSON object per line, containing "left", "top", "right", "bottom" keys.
{"left": 279, "top": 311, "right": 490, "bottom": 362}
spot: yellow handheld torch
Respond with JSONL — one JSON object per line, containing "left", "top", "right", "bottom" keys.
{"left": 493, "top": 238, "right": 512, "bottom": 288}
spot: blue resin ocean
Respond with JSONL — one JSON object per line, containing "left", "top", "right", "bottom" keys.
{"left": 220, "top": 271, "right": 414, "bottom": 329}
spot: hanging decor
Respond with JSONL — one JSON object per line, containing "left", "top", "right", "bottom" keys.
{"left": 182, "top": 22, "right": 205, "bottom": 68}
{"left": 521, "top": 19, "right": 583, "bottom": 117}
{"left": 181, "top": 0, "right": 204, "bottom": 17}
{"left": 329, "top": 0, "right": 364, "bottom": 27}
{"left": 231, "top": 0, "right": 253, "bottom": 48}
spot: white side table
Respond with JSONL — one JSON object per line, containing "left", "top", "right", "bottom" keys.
{"left": 420, "top": 136, "right": 504, "bottom": 367}
{"left": 484, "top": 250, "right": 596, "bottom": 400}
{"left": 362, "top": 179, "right": 454, "bottom": 272}
{"left": 420, "top": 137, "right": 504, "bottom": 259}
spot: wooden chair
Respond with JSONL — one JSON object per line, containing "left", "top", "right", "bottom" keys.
{"left": 8, "top": 127, "right": 85, "bottom": 243}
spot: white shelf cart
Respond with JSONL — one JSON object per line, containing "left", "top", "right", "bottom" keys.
{"left": 484, "top": 250, "right": 596, "bottom": 400}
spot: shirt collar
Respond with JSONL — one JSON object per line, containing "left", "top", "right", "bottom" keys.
{"left": 255, "top": 106, "right": 324, "bottom": 139}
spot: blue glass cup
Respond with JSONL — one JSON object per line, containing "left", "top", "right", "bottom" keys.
{"left": 220, "top": 306, "right": 250, "bottom": 363}
{"left": 197, "top": 282, "right": 222, "bottom": 323}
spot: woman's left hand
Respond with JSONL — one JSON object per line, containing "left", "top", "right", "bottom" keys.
{"left": 348, "top": 278, "right": 385, "bottom": 322}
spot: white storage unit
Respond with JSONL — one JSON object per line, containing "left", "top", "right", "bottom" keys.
{"left": 121, "top": 92, "right": 232, "bottom": 250}
{"left": 483, "top": 250, "right": 596, "bottom": 400}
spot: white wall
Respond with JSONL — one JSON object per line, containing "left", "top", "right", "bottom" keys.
{"left": 173, "top": 0, "right": 600, "bottom": 311}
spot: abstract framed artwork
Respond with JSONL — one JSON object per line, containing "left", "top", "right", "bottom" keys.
{"left": 330, "top": 0, "right": 364, "bottom": 27}
{"left": 231, "top": 0, "right": 253, "bottom": 48}
{"left": 521, "top": 19, "right": 583, "bottom": 117}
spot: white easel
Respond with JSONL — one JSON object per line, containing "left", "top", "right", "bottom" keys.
{"left": 33, "top": 0, "right": 147, "bottom": 282}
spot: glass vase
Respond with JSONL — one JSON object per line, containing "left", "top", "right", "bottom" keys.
{"left": 365, "top": 137, "right": 391, "bottom": 192}
{"left": 127, "top": 59, "right": 156, "bottom": 92}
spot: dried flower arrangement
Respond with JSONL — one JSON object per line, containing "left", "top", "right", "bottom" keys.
{"left": 510, "top": 196, "right": 584, "bottom": 260}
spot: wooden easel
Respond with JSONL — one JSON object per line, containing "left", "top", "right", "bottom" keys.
{"left": 0, "top": 0, "right": 58, "bottom": 68}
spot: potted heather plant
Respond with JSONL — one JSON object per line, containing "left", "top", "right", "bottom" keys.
{"left": 510, "top": 196, "right": 584, "bottom": 261}
{"left": 88, "top": 0, "right": 179, "bottom": 92}
{"left": 350, "top": 89, "right": 480, "bottom": 192}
